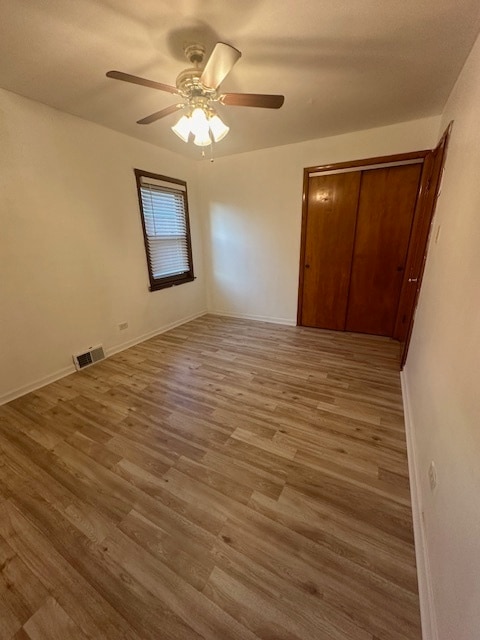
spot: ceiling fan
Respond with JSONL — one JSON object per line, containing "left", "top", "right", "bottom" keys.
{"left": 106, "top": 42, "right": 285, "bottom": 146}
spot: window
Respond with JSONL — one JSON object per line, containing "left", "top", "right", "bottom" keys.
{"left": 134, "top": 169, "right": 194, "bottom": 291}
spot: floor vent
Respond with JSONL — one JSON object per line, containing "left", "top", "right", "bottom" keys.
{"left": 73, "top": 345, "right": 106, "bottom": 371}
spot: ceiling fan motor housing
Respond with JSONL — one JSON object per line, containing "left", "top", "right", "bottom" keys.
{"left": 175, "top": 67, "right": 216, "bottom": 100}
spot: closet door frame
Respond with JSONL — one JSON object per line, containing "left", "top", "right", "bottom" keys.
{"left": 397, "top": 123, "right": 453, "bottom": 366}
{"left": 297, "top": 150, "right": 430, "bottom": 328}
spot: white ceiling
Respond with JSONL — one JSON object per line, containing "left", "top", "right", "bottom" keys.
{"left": 1, "top": 0, "right": 480, "bottom": 159}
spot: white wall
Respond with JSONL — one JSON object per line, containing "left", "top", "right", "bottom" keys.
{"left": 199, "top": 116, "right": 441, "bottom": 324}
{"left": 403, "top": 32, "right": 480, "bottom": 640}
{"left": 0, "top": 89, "right": 206, "bottom": 404}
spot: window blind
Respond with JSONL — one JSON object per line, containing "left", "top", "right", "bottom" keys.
{"left": 139, "top": 179, "right": 190, "bottom": 280}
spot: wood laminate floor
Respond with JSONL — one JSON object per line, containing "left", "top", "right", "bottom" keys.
{"left": 0, "top": 315, "right": 421, "bottom": 639}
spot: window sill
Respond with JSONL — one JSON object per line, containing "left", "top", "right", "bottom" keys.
{"left": 149, "top": 275, "right": 196, "bottom": 292}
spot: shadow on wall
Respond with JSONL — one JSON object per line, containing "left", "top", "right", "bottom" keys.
{"left": 208, "top": 203, "right": 252, "bottom": 310}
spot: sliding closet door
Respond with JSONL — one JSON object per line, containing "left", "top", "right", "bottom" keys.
{"left": 345, "top": 164, "right": 422, "bottom": 336}
{"left": 300, "top": 171, "right": 361, "bottom": 330}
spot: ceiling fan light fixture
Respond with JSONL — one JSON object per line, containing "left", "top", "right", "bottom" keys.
{"left": 106, "top": 41, "right": 285, "bottom": 151}
{"left": 171, "top": 114, "right": 191, "bottom": 142}
{"left": 208, "top": 114, "right": 229, "bottom": 142}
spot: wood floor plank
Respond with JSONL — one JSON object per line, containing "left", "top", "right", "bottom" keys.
{"left": 101, "top": 527, "right": 259, "bottom": 640}
{"left": 204, "top": 565, "right": 362, "bottom": 640}
{"left": 0, "top": 315, "right": 421, "bottom": 639}
{"left": 207, "top": 535, "right": 374, "bottom": 640}
{"left": 200, "top": 449, "right": 286, "bottom": 500}
{"left": 0, "top": 534, "right": 49, "bottom": 640}
{"left": 4, "top": 494, "right": 201, "bottom": 640}
{"left": 0, "top": 501, "right": 143, "bottom": 640}
{"left": 215, "top": 509, "right": 419, "bottom": 639}
{"left": 21, "top": 597, "right": 90, "bottom": 640}
{"left": 248, "top": 489, "right": 418, "bottom": 594}
{"left": 117, "top": 508, "right": 215, "bottom": 591}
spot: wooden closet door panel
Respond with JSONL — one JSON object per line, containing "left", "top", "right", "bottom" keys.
{"left": 301, "top": 171, "right": 361, "bottom": 329}
{"left": 345, "top": 164, "right": 422, "bottom": 336}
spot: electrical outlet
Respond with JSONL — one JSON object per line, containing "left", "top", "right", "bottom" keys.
{"left": 428, "top": 461, "right": 438, "bottom": 491}
{"left": 119, "top": 322, "right": 128, "bottom": 331}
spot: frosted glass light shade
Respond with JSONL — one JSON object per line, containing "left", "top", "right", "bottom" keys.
{"left": 193, "top": 128, "right": 212, "bottom": 146}
{"left": 171, "top": 115, "right": 191, "bottom": 142}
{"left": 190, "top": 107, "right": 209, "bottom": 132}
{"left": 209, "top": 114, "right": 229, "bottom": 142}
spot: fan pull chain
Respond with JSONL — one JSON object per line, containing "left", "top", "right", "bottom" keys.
{"left": 200, "top": 143, "right": 215, "bottom": 163}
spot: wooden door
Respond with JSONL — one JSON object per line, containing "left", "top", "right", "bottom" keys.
{"left": 345, "top": 163, "right": 422, "bottom": 336}
{"left": 299, "top": 171, "right": 361, "bottom": 329}
{"left": 397, "top": 123, "right": 452, "bottom": 365}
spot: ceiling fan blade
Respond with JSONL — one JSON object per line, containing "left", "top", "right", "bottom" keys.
{"left": 200, "top": 43, "right": 241, "bottom": 89}
{"left": 137, "top": 104, "right": 184, "bottom": 125}
{"left": 220, "top": 93, "right": 285, "bottom": 109}
{"left": 106, "top": 70, "right": 178, "bottom": 95}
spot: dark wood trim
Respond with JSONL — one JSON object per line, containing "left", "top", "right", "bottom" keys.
{"left": 134, "top": 168, "right": 187, "bottom": 189}
{"left": 296, "top": 168, "right": 311, "bottom": 325}
{"left": 150, "top": 275, "right": 196, "bottom": 291}
{"left": 134, "top": 168, "right": 195, "bottom": 292}
{"left": 134, "top": 170, "right": 154, "bottom": 289}
{"left": 392, "top": 156, "right": 434, "bottom": 341}
{"left": 343, "top": 171, "right": 364, "bottom": 330}
{"left": 304, "top": 150, "right": 429, "bottom": 175}
{"left": 399, "top": 122, "right": 453, "bottom": 367}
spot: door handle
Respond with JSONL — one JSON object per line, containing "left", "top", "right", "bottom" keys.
{"left": 408, "top": 278, "right": 418, "bottom": 283}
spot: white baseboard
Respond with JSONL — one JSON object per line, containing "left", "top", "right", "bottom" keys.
{"left": 105, "top": 309, "right": 208, "bottom": 358}
{"left": 209, "top": 310, "right": 296, "bottom": 326}
{"left": 0, "top": 310, "right": 208, "bottom": 407}
{"left": 401, "top": 370, "right": 438, "bottom": 640}
{"left": 0, "top": 365, "right": 77, "bottom": 407}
